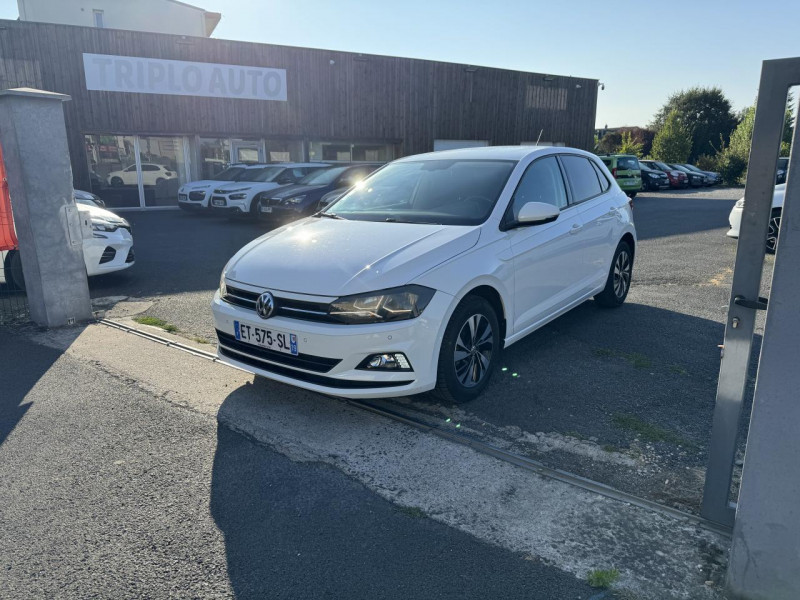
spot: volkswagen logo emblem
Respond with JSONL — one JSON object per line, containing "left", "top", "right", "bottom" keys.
{"left": 255, "top": 291, "right": 275, "bottom": 319}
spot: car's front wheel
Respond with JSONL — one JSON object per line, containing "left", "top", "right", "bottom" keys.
{"left": 767, "top": 208, "right": 782, "bottom": 254}
{"left": 434, "top": 296, "right": 500, "bottom": 403}
{"left": 595, "top": 240, "right": 633, "bottom": 308}
{"left": 110, "top": 176, "right": 123, "bottom": 187}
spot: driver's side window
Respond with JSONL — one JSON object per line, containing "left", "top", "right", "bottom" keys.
{"left": 509, "top": 156, "right": 568, "bottom": 219}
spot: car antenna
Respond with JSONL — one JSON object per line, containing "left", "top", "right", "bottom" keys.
{"left": 534, "top": 129, "right": 544, "bottom": 147}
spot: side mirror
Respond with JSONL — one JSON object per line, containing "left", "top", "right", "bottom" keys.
{"left": 514, "top": 202, "right": 560, "bottom": 226}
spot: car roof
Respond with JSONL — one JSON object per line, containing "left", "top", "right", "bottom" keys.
{"left": 394, "top": 145, "right": 593, "bottom": 163}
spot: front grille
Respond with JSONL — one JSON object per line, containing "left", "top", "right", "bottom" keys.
{"left": 216, "top": 329, "right": 340, "bottom": 373}
{"left": 189, "top": 191, "right": 206, "bottom": 201}
{"left": 99, "top": 247, "right": 116, "bottom": 264}
{"left": 125, "top": 248, "right": 135, "bottom": 263}
{"left": 217, "top": 346, "right": 413, "bottom": 389}
{"left": 224, "top": 285, "right": 333, "bottom": 323}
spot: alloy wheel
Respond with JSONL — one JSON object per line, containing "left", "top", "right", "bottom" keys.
{"left": 613, "top": 250, "right": 632, "bottom": 299}
{"left": 453, "top": 314, "right": 493, "bottom": 387}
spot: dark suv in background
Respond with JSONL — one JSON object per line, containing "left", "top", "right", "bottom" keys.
{"left": 256, "top": 163, "right": 382, "bottom": 222}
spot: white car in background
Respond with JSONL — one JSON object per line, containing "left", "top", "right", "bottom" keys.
{"left": 209, "top": 163, "right": 329, "bottom": 218}
{"left": 212, "top": 146, "right": 636, "bottom": 402}
{"left": 728, "top": 183, "right": 784, "bottom": 253}
{"left": 1, "top": 192, "right": 134, "bottom": 290}
{"left": 107, "top": 163, "right": 177, "bottom": 187}
{"left": 178, "top": 163, "right": 250, "bottom": 211}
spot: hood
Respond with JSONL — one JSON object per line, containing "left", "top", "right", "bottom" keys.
{"left": 180, "top": 179, "right": 228, "bottom": 191}
{"left": 269, "top": 183, "right": 327, "bottom": 200}
{"left": 214, "top": 181, "right": 280, "bottom": 193}
{"left": 226, "top": 217, "right": 481, "bottom": 296}
{"left": 77, "top": 203, "right": 127, "bottom": 223}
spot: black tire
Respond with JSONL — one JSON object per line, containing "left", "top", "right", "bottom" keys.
{"left": 7, "top": 251, "right": 25, "bottom": 292}
{"left": 594, "top": 240, "right": 633, "bottom": 308}
{"left": 433, "top": 296, "right": 500, "bottom": 403}
{"left": 110, "top": 176, "right": 123, "bottom": 187}
{"left": 766, "top": 208, "right": 781, "bottom": 254}
{"left": 250, "top": 195, "right": 263, "bottom": 219}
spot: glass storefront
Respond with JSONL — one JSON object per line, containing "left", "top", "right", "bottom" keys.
{"left": 83, "top": 134, "right": 139, "bottom": 208}
{"left": 199, "top": 137, "right": 231, "bottom": 180}
{"left": 138, "top": 136, "right": 188, "bottom": 207}
{"left": 265, "top": 139, "right": 304, "bottom": 162}
{"left": 309, "top": 141, "right": 394, "bottom": 163}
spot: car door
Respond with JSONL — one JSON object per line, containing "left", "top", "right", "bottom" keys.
{"left": 505, "top": 155, "right": 587, "bottom": 334}
{"left": 122, "top": 164, "right": 138, "bottom": 185}
{"left": 561, "top": 156, "right": 623, "bottom": 292}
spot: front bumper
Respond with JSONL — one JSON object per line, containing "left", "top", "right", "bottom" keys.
{"left": 727, "top": 205, "right": 743, "bottom": 238}
{"left": 84, "top": 228, "right": 135, "bottom": 276}
{"left": 178, "top": 190, "right": 210, "bottom": 209}
{"left": 211, "top": 287, "right": 453, "bottom": 398}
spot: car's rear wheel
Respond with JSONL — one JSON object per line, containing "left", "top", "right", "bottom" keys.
{"left": 766, "top": 208, "right": 782, "bottom": 254}
{"left": 434, "top": 296, "right": 500, "bottom": 403}
{"left": 110, "top": 176, "right": 123, "bottom": 187}
{"left": 595, "top": 240, "right": 633, "bottom": 308}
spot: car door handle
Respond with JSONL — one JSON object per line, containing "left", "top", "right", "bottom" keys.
{"left": 569, "top": 223, "right": 583, "bottom": 234}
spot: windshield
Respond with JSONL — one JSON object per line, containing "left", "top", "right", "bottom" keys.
{"left": 684, "top": 164, "right": 702, "bottom": 173}
{"left": 653, "top": 161, "right": 671, "bottom": 171}
{"left": 300, "top": 166, "right": 347, "bottom": 185}
{"left": 216, "top": 166, "right": 247, "bottom": 181}
{"left": 323, "top": 159, "right": 516, "bottom": 225}
{"left": 238, "top": 166, "right": 284, "bottom": 182}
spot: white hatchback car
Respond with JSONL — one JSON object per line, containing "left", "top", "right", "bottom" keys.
{"left": 107, "top": 163, "right": 177, "bottom": 187}
{"left": 728, "top": 183, "right": 784, "bottom": 253}
{"left": 1, "top": 194, "right": 134, "bottom": 290}
{"left": 212, "top": 146, "right": 636, "bottom": 402}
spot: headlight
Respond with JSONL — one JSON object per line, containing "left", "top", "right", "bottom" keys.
{"left": 735, "top": 198, "right": 745, "bottom": 208}
{"left": 283, "top": 195, "right": 307, "bottom": 205}
{"left": 92, "top": 218, "right": 118, "bottom": 232}
{"left": 329, "top": 285, "right": 435, "bottom": 324}
{"left": 219, "top": 272, "right": 227, "bottom": 297}
{"left": 229, "top": 193, "right": 248, "bottom": 200}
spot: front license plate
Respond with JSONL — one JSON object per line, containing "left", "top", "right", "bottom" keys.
{"left": 212, "top": 197, "right": 226, "bottom": 207}
{"left": 179, "top": 194, "right": 188, "bottom": 201}
{"left": 234, "top": 320, "right": 298, "bottom": 355}
{"left": 260, "top": 205, "right": 272, "bottom": 213}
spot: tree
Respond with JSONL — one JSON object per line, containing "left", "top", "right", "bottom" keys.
{"left": 596, "top": 131, "right": 621, "bottom": 154}
{"left": 649, "top": 87, "right": 737, "bottom": 161}
{"left": 618, "top": 127, "right": 656, "bottom": 157}
{"left": 618, "top": 131, "right": 643, "bottom": 157}
{"left": 650, "top": 110, "right": 692, "bottom": 163}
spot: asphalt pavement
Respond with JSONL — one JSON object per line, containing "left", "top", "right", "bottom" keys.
{"left": 86, "top": 187, "right": 759, "bottom": 511}
{"left": 0, "top": 331, "right": 603, "bottom": 599}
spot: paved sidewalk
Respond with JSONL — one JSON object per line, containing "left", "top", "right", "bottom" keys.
{"left": 1, "top": 331, "right": 602, "bottom": 599}
{"left": 3, "top": 322, "right": 730, "bottom": 598}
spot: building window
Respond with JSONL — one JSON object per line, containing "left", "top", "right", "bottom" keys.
{"left": 198, "top": 138, "right": 231, "bottom": 179}
{"left": 93, "top": 10, "right": 104, "bottom": 28}
{"left": 83, "top": 134, "right": 139, "bottom": 209}
{"left": 308, "top": 141, "right": 394, "bottom": 163}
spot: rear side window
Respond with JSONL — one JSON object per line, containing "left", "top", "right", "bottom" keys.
{"left": 590, "top": 161, "right": 611, "bottom": 192}
{"left": 616, "top": 157, "right": 640, "bottom": 171}
{"left": 560, "top": 155, "right": 602, "bottom": 202}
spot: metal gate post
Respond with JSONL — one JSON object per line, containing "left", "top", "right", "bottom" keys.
{"left": 725, "top": 65, "right": 800, "bottom": 599}
{"left": 700, "top": 58, "right": 800, "bottom": 528}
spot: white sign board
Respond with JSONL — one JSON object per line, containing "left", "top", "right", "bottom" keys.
{"left": 83, "top": 53, "right": 287, "bottom": 101}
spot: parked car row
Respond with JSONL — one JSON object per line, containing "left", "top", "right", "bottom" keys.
{"left": 598, "top": 154, "right": 722, "bottom": 197}
{"left": 178, "top": 162, "right": 384, "bottom": 223}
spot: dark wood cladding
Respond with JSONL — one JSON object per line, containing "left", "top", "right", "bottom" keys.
{"left": 0, "top": 19, "right": 598, "bottom": 188}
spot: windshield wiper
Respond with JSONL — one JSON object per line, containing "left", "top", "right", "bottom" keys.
{"left": 316, "top": 212, "right": 344, "bottom": 220}
{"left": 384, "top": 217, "right": 440, "bottom": 225}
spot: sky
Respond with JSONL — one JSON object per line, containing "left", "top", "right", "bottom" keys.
{"left": 0, "top": 0, "right": 797, "bottom": 128}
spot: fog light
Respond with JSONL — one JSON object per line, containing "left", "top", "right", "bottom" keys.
{"left": 358, "top": 353, "right": 413, "bottom": 371}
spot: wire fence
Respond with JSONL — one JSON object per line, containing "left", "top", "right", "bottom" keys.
{"left": 0, "top": 256, "right": 28, "bottom": 324}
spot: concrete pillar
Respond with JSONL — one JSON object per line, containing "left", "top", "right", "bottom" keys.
{"left": 726, "top": 120, "right": 800, "bottom": 597}
{"left": 0, "top": 88, "right": 92, "bottom": 327}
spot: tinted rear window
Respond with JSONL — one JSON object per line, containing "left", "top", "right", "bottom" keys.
{"left": 616, "top": 157, "right": 639, "bottom": 171}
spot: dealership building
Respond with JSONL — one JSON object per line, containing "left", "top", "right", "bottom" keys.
{"left": 1, "top": 3, "right": 599, "bottom": 210}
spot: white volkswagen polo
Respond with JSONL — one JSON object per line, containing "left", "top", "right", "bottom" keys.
{"left": 212, "top": 146, "right": 636, "bottom": 402}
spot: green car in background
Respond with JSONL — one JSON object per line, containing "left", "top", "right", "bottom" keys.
{"left": 598, "top": 154, "right": 642, "bottom": 199}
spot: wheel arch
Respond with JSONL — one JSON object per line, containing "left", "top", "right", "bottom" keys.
{"left": 449, "top": 282, "right": 508, "bottom": 349}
